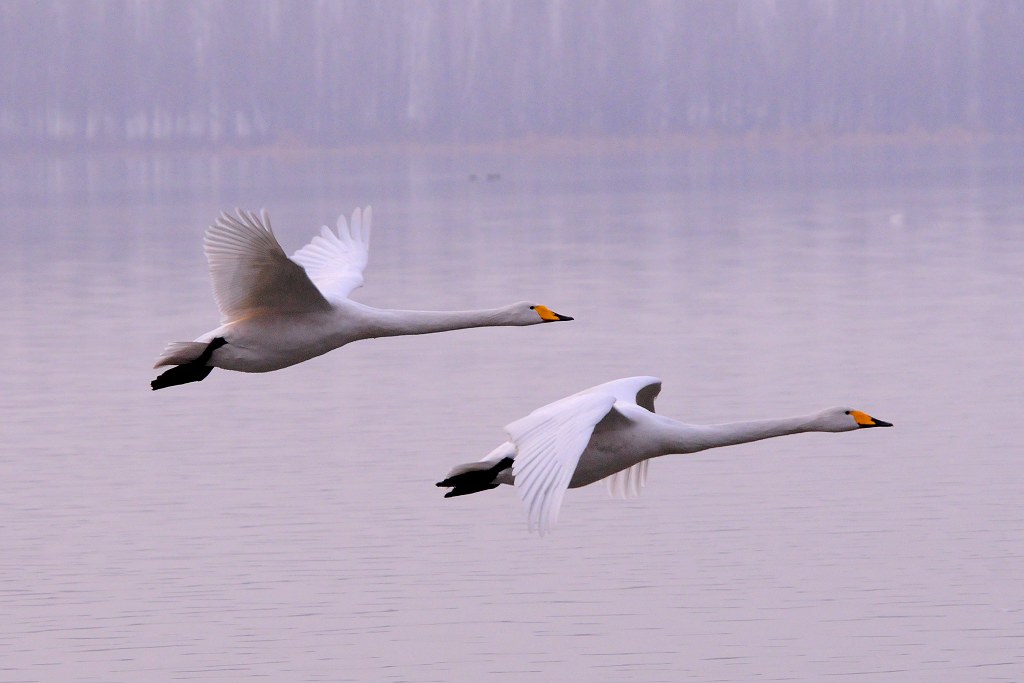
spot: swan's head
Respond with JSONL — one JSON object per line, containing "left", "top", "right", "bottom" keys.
{"left": 813, "top": 407, "right": 893, "bottom": 432}
{"left": 510, "top": 302, "right": 574, "bottom": 325}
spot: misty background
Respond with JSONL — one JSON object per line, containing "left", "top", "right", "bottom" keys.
{"left": 3, "top": 0, "right": 1023, "bottom": 149}
{"left": 4, "top": 2, "right": 1024, "bottom": 680}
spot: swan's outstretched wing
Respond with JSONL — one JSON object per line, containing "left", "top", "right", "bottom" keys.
{"left": 204, "top": 209, "right": 331, "bottom": 324}
{"left": 587, "top": 376, "right": 661, "bottom": 499}
{"left": 577, "top": 376, "right": 661, "bottom": 408}
{"left": 507, "top": 393, "right": 617, "bottom": 536}
{"left": 291, "top": 207, "right": 372, "bottom": 304}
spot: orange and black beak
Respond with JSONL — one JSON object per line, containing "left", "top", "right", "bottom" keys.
{"left": 534, "top": 305, "right": 574, "bottom": 322}
{"left": 850, "top": 410, "right": 893, "bottom": 428}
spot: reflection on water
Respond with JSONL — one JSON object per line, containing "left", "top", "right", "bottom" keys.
{"left": 2, "top": 143, "right": 1023, "bottom": 681}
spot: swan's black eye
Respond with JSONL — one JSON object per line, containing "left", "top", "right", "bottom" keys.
{"left": 844, "top": 410, "right": 850, "bottom": 415}
{"left": 529, "top": 306, "right": 535, "bottom": 310}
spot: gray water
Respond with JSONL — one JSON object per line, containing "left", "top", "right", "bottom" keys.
{"left": 2, "top": 144, "right": 1023, "bottom": 681}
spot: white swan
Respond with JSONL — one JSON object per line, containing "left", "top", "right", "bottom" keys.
{"left": 436, "top": 376, "right": 892, "bottom": 535}
{"left": 151, "top": 207, "right": 572, "bottom": 389}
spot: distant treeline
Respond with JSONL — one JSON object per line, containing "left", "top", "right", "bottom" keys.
{"left": 2, "top": 0, "right": 1022, "bottom": 148}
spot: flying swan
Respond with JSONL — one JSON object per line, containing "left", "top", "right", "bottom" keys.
{"left": 436, "top": 376, "right": 892, "bottom": 535}
{"left": 151, "top": 207, "right": 572, "bottom": 389}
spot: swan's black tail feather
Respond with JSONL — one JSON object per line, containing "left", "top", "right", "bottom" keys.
{"left": 150, "top": 337, "right": 227, "bottom": 390}
{"left": 436, "top": 456, "right": 514, "bottom": 498}
{"left": 150, "top": 363, "right": 215, "bottom": 390}
{"left": 443, "top": 482, "right": 501, "bottom": 498}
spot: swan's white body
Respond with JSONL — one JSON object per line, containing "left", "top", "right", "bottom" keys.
{"left": 153, "top": 208, "right": 571, "bottom": 383}
{"left": 438, "top": 376, "right": 892, "bottom": 535}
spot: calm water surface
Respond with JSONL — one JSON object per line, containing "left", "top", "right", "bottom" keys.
{"left": 2, "top": 144, "right": 1023, "bottom": 681}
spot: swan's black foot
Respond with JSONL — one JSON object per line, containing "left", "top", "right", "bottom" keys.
{"left": 150, "top": 337, "right": 227, "bottom": 390}
{"left": 436, "top": 457, "right": 514, "bottom": 498}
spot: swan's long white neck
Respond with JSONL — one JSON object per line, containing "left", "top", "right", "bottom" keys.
{"left": 658, "top": 414, "right": 825, "bottom": 455}
{"left": 358, "top": 305, "right": 520, "bottom": 338}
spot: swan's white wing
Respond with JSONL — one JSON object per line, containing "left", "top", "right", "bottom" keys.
{"left": 579, "top": 375, "right": 662, "bottom": 410}
{"left": 291, "top": 207, "right": 372, "bottom": 304}
{"left": 507, "top": 393, "right": 617, "bottom": 536}
{"left": 605, "top": 459, "right": 649, "bottom": 499}
{"left": 586, "top": 377, "right": 660, "bottom": 499}
{"left": 204, "top": 209, "right": 331, "bottom": 324}
{"left": 633, "top": 378, "right": 661, "bottom": 412}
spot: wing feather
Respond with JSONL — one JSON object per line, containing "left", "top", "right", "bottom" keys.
{"left": 291, "top": 206, "right": 372, "bottom": 304}
{"left": 605, "top": 459, "right": 650, "bottom": 499}
{"left": 502, "top": 377, "right": 664, "bottom": 534}
{"left": 578, "top": 376, "right": 661, "bottom": 408}
{"left": 598, "top": 377, "right": 660, "bottom": 498}
{"left": 508, "top": 393, "right": 617, "bottom": 536}
{"left": 204, "top": 209, "right": 330, "bottom": 323}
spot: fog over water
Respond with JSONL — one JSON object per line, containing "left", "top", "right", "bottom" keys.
{"left": 2, "top": 0, "right": 1023, "bottom": 147}
{"left": 2, "top": 2, "right": 1023, "bottom": 681}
